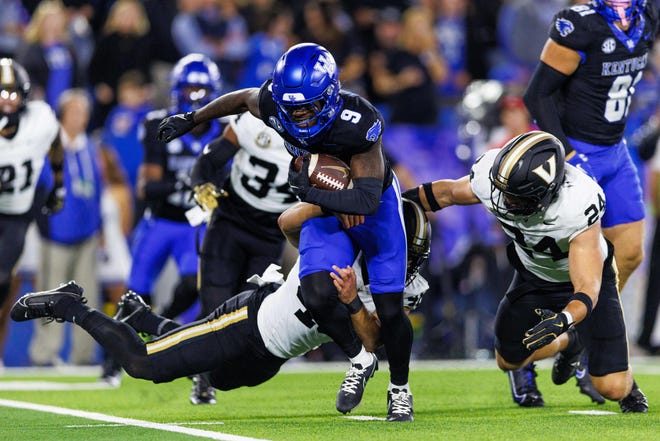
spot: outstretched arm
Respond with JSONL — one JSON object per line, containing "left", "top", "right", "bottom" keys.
{"left": 522, "top": 223, "right": 604, "bottom": 351}
{"left": 330, "top": 265, "right": 381, "bottom": 352}
{"left": 278, "top": 202, "right": 325, "bottom": 248}
{"left": 402, "top": 175, "right": 479, "bottom": 212}
{"left": 157, "top": 88, "right": 261, "bottom": 142}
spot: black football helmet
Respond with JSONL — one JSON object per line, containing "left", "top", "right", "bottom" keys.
{"left": 402, "top": 198, "right": 431, "bottom": 289}
{"left": 0, "top": 58, "right": 31, "bottom": 127}
{"left": 489, "top": 130, "right": 565, "bottom": 218}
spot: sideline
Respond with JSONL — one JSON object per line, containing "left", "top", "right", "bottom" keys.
{"left": 0, "top": 399, "right": 271, "bottom": 441}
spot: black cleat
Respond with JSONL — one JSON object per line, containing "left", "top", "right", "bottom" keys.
{"left": 190, "top": 373, "right": 216, "bottom": 405}
{"left": 114, "top": 291, "right": 150, "bottom": 327}
{"left": 552, "top": 328, "right": 583, "bottom": 385}
{"left": 10, "top": 281, "right": 85, "bottom": 323}
{"left": 508, "top": 363, "right": 545, "bottom": 407}
{"left": 575, "top": 365, "right": 605, "bottom": 404}
{"left": 619, "top": 384, "right": 649, "bottom": 413}
{"left": 336, "top": 353, "right": 378, "bottom": 414}
{"left": 387, "top": 387, "right": 414, "bottom": 422}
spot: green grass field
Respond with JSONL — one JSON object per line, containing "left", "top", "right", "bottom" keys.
{"left": 1, "top": 360, "right": 659, "bottom": 441}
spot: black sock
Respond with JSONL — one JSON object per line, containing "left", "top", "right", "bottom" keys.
{"left": 61, "top": 300, "right": 92, "bottom": 324}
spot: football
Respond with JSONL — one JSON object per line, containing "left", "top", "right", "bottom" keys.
{"left": 294, "top": 153, "right": 351, "bottom": 191}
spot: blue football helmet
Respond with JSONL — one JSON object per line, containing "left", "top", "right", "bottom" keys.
{"left": 170, "top": 54, "right": 222, "bottom": 114}
{"left": 593, "top": 0, "right": 646, "bottom": 26}
{"left": 271, "top": 43, "right": 342, "bottom": 144}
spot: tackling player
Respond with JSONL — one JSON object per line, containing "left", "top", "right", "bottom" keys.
{"left": 184, "top": 112, "right": 298, "bottom": 404}
{"left": 10, "top": 199, "right": 430, "bottom": 420}
{"left": 520, "top": 0, "right": 659, "bottom": 407}
{"left": 157, "top": 43, "right": 414, "bottom": 421}
{"left": 404, "top": 130, "right": 648, "bottom": 413}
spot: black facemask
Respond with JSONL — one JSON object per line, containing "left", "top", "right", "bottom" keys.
{"left": 0, "top": 111, "right": 20, "bottom": 131}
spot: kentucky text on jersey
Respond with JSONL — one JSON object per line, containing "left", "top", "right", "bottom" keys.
{"left": 602, "top": 53, "right": 648, "bottom": 76}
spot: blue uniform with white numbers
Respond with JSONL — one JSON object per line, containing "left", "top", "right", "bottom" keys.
{"left": 546, "top": 2, "right": 658, "bottom": 227}
{"left": 128, "top": 109, "right": 223, "bottom": 295}
{"left": 258, "top": 81, "right": 406, "bottom": 294}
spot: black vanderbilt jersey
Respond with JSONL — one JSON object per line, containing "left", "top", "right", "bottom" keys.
{"left": 141, "top": 109, "right": 223, "bottom": 222}
{"left": 257, "top": 80, "right": 393, "bottom": 190}
{"left": 549, "top": 2, "right": 659, "bottom": 145}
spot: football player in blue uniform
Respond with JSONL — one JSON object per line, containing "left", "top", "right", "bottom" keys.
{"left": 126, "top": 53, "right": 223, "bottom": 312}
{"left": 405, "top": 130, "right": 648, "bottom": 413}
{"left": 517, "top": 0, "right": 659, "bottom": 406}
{"left": 157, "top": 43, "right": 414, "bottom": 421}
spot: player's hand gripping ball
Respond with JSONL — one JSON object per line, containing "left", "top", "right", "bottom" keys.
{"left": 293, "top": 154, "right": 351, "bottom": 191}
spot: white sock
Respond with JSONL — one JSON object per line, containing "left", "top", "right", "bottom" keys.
{"left": 389, "top": 382, "right": 410, "bottom": 393}
{"left": 349, "top": 347, "right": 374, "bottom": 366}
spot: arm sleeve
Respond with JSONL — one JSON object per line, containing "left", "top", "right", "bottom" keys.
{"left": 303, "top": 177, "right": 382, "bottom": 216}
{"left": 523, "top": 61, "right": 574, "bottom": 155}
{"left": 190, "top": 136, "right": 239, "bottom": 187}
{"left": 143, "top": 180, "right": 177, "bottom": 200}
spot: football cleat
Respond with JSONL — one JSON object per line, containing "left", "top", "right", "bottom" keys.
{"left": 114, "top": 291, "right": 150, "bottom": 328}
{"left": 10, "top": 281, "right": 85, "bottom": 323}
{"left": 387, "top": 387, "right": 414, "bottom": 422}
{"left": 619, "top": 384, "right": 649, "bottom": 413}
{"left": 552, "top": 328, "right": 583, "bottom": 385}
{"left": 190, "top": 373, "right": 216, "bottom": 405}
{"left": 336, "top": 353, "right": 378, "bottom": 414}
{"left": 508, "top": 363, "right": 545, "bottom": 407}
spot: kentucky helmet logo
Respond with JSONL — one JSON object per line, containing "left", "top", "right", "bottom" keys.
{"left": 555, "top": 18, "right": 574, "bottom": 37}
{"left": 366, "top": 120, "right": 382, "bottom": 142}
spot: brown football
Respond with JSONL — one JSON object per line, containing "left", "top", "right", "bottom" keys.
{"left": 294, "top": 153, "right": 351, "bottom": 191}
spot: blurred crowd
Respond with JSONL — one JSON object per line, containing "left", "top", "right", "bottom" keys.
{"left": 2, "top": 0, "right": 660, "bottom": 366}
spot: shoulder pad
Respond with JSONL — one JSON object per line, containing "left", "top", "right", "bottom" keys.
{"left": 550, "top": 6, "right": 598, "bottom": 51}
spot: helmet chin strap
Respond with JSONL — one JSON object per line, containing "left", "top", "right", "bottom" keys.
{"left": 0, "top": 112, "right": 19, "bottom": 132}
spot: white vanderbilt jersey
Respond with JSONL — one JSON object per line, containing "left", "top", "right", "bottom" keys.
{"left": 470, "top": 149, "right": 609, "bottom": 283}
{"left": 255, "top": 259, "right": 429, "bottom": 359}
{"left": 229, "top": 112, "right": 296, "bottom": 213}
{"left": 0, "top": 101, "right": 59, "bottom": 214}
{"left": 256, "top": 261, "right": 331, "bottom": 359}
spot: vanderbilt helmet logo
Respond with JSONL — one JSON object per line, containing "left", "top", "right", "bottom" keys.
{"left": 532, "top": 154, "right": 557, "bottom": 184}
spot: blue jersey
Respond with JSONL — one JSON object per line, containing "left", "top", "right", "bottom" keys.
{"left": 549, "top": 2, "right": 659, "bottom": 145}
{"left": 257, "top": 81, "right": 405, "bottom": 293}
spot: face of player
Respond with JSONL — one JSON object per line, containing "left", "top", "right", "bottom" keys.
{"left": 283, "top": 101, "right": 322, "bottom": 129}
{"left": 0, "top": 88, "right": 21, "bottom": 116}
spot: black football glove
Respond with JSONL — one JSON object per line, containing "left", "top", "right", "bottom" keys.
{"left": 42, "top": 187, "right": 65, "bottom": 215}
{"left": 288, "top": 156, "right": 311, "bottom": 200}
{"left": 157, "top": 111, "right": 196, "bottom": 143}
{"left": 522, "top": 308, "right": 570, "bottom": 351}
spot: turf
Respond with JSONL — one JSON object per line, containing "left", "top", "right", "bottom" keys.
{"left": 1, "top": 364, "right": 658, "bottom": 441}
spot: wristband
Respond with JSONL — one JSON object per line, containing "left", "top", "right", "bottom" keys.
{"left": 346, "top": 296, "right": 363, "bottom": 315}
{"left": 561, "top": 311, "right": 574, "bottom": 326}
{"left": 422, "top": 182, "right": 441, "bottom": 211}
{"left": 572, "top": 292, "right": 593, "bottom": 318}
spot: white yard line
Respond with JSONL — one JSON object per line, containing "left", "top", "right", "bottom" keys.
{"left": 0, "top": 399, "right": 271, "bottom": 441}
